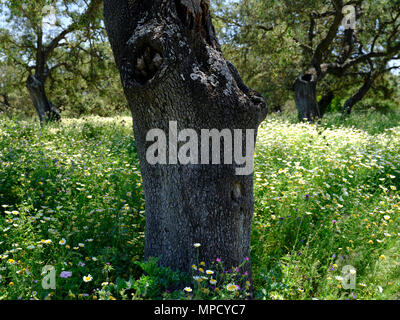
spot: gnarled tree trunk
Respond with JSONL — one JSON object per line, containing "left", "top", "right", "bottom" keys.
{"left": 26, "top": 74, "right": 61, "bottom": 122}
{"left": 103, "top": 0, "right": 267, "bottom": 279}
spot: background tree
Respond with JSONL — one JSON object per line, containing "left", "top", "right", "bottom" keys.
{"left": 103, "top": 0, "right": 267, "bottom": 280}
{"left": 213, "top": 0, "right": 400, "bottom": 121}
{"left": 0, "top": 0, "right": 103, "bottom": 122}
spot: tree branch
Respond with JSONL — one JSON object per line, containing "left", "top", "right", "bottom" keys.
{"left": 43, "top": 0, "right": 102, "bottom": 60}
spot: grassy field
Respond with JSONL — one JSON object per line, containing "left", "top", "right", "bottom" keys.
{"left": 0, "top": 110, "right": 399, "bottom": 300}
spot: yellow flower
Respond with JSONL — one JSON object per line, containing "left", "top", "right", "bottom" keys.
{"left": 380, "top": 255, "right": 386, "bottom": 260}
{"left": 9, "top": 282, "right": 14, "bottom": 286}
{"left": 226, "top": 283, "right": 239, "bottom": 292}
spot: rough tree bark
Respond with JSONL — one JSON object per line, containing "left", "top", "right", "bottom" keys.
{"left": 103, "top": 0, "right": 267, "bottom": 279}
{"left": 26, "top": 74, "right": 61, "bottom": 122}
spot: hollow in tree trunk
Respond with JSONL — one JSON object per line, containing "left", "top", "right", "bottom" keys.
{"left": 103, "top": 0, "right": 267, "bottom": 281}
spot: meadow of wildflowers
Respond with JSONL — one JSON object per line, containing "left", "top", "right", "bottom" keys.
{"left": 0, "top": 111, "right": 399, "bottom": 300}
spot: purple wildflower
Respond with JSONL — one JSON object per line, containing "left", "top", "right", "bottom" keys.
{"left": 60, "top": 271, "right": 72, "bottom": 278}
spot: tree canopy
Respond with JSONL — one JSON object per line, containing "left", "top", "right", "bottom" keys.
{"left": 212, "top": 0, "right": 400, "bottom": 116}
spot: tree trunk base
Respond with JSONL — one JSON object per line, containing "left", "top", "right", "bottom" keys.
{"left": 26, "top": 74, "right": 61, "bottom": 123}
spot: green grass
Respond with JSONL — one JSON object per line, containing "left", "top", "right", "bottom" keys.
{"left": 0, "top": 111, "right": 399, "bottom": 300}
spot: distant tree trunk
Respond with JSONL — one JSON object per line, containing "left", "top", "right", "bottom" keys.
{"left": 103, "top": 0, "right": 267, "bottom": 279}
{"left": 0, "top": 93, "right": 12, "bottom": 119}
{"left": 273, "top": 105, "right": 282, "bottom": 113}
{"left": 318, "top": 91, "right": 334, "bottom": 117}
{"left": 0, "top": 93, "right": 11, "bottom": 117}
{"left": 343, "top": 73, "right": 375, "bottom": 115}
{"left": 1, "top": 93, "right": 10, "bottom": 109}
{"left": 293, "top": 73, "right": 320, "bottom": 121}
{"left": 26, "top": 74, "right": 61, "bottom": 122}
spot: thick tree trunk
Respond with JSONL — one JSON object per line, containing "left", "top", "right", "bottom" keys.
{"left": 103, "top": 0, "right": 267, "bottom": 278}
{"left": 26, "top": 74, "right": 61, "bottom": 122}
{"left": 293, "top": 73, "right": 320, "bottom": 121}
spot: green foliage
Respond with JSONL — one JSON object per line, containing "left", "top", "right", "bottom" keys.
{"left": 325, "top": 96, "right": 343, "bottom": 113}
